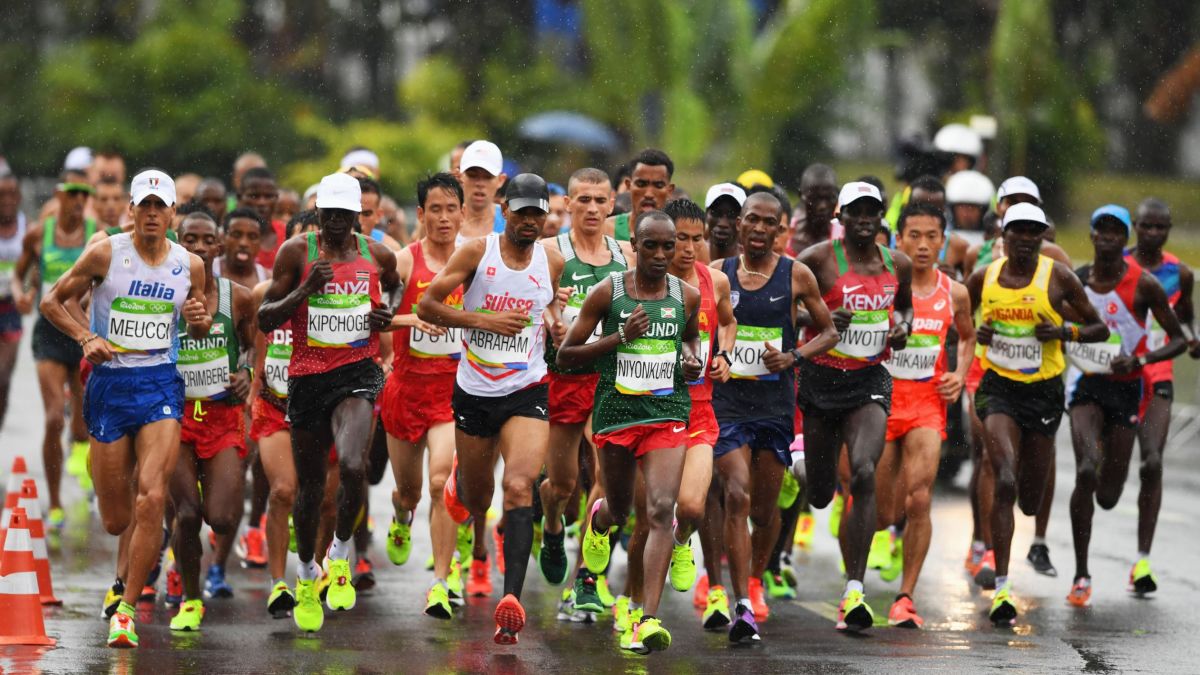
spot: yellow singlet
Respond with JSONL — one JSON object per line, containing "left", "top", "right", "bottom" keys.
{"left": 979, "top": 255, "right": 1064, "bottom": 382}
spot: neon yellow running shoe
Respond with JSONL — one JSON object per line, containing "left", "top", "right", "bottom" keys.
{"left": 456, "top": 523, "right": 473, "bottom": 564}
{"left": 880, "top": 535, "right": 903, "bottom": 582}
{"left": 169, "top": 598, "right": 204, "bottom": 631}
{"left": 287, "top": 515, "right": 297, "bottom": 554}
{"left": 829, "top": 492, "right": 844, "bottom": 538}
{"left": 836, "top": 589, "right": 875, "bottom": 632}
{"left": 867, "top": 530, "right": 892, "bottom": 570}
{"left": 67, "top": 440, "right": 89, "bottom": 477}
{"left": 107, "top": 602, "right": 138, "bottom": 648}
{"left": 794, "top": 512, "right": 815, "bottom": 550}
{"left": 619, "top": 607, "right": 643, "bottom": 652}
{"left": 386, "top": 519, "right": 412, "bottom": 566}
{"left": 324, "top": 559, "right": 356, "bottom": 611}
{"left": 425, "top": 581, "right": 453, "bottom": 620}
{"left": 268, "top": 580, "right": 296, "bottom": 619}
{"left": 582, "top": 502, "right": 614, "bottom": 574}
{"left": 703, "top": 586, "right": 731, "bottom": 630}
{"left": 989, "top": 584, "right": 1017, "bottom": 626}
{"left": 668, "top": 541, "right": 697, "bottom": 592}
{"left": 612, "top": 595, "right": 631, "bottom": 634}
{"left": 1129, "top": 558, "right": 1158, "bottom": 595}
{"left": 47, "top": 507, "right": 65, "bottom": 530}
{"left": 293, "top": 579, "right": 324, "bottom": 632}
{"left": 596, "top": 573, "right": 616, "bottom": 608}
{"left": 778, "top": 471, "right": 800, "bottom": 509}
{"left": 447, "top": 558, "right": 465, "bottom": 606}
{"left": 635, "top": 616, "right": 671, "bottom": 653}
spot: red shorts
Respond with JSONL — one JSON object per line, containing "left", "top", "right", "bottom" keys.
{"left": 549, "top": 372, "right": 599, "bottom": 425}
{"left": 687, "top": 402, "right": 719, "bottom": 448}
{"left": 965, "top": 360, "right": 984, "bottom": 396}
{"left": 250, "top": 397, "right": 289, "bottom": 441}
{"left": 594, "top": 420, "right": 688, "bottom": 458}
{"left": 886, "top": 379, "right": 947, "bottom": 442}
{"left": 0, "top": 302, "right": 21, "bottom": 343}
{"left": 181, "top": 400, "right": 248, "bottom": 460}
{"left": 379, "top": 371, "right": 455, "bottom": 443}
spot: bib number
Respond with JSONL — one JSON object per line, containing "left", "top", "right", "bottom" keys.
{"left": 885, "top": 333, "right": 941, "bottom": 381}
{"left": 730, "top": 325, "right": 782, "bottom": 380}
{"left": 1066, "top": 330, "right": 1123, "bottom": 375}
{"left": 307, "top": 294, "right": 371, "bottom": 348}
{"left": 409, "top": 325, "right": 462, "bottom": 359}
{"left": 832, "top": 310, "right": 890, "bottom": 360}
{"left": 687, "top": 331, "right": 712, "bottom": 386}
{"left": 615, "top": 338, "right": 675, "bottom": 396}
{"left": 264, "top": 341, "right": 292, "bottom": 398}
{"left": 987, "top": 322, "right": 1043, "bottom": 373}
{"left": 466, "top": 313, "right": 534, "bottom": 370}
{"left": 107, "top": 297, "right": 175, "bottom": 353}
{"left": 178, "top": 342, "right": 230, "bottom": 400}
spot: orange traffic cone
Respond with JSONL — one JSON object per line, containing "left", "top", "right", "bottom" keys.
{"left": 0, "top": 508, "right": 55, "bottom": 646}
{"left": 18, "top": 479, "right": 61, "bottom": 605}
{"left": 0, "top": 455, "right": 29, "bottom": 544}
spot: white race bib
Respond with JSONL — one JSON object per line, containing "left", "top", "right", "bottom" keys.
{"left": 885, "top": 333, "right": 941, "bottom": 381}
{"left": 1066, "top": 331, "right": 1123, "bottom": 375}
{"left": 178, "top": 340, "right": 230, "bottom": 400}
{"left": 687, "top": 331, "right": 712, "bottom": 386}
{"left": 729, "top": 325, "right": 782, "bottom": 380}
{"left": 832, "top": 309, "right": 890, "bottom": 360}
{"left": 307, "top": 293, "right": 371, "bottom": 348}
{"left": 409, "top": 325, "right": 462, "bottom": 359}
{"left": 987, "top": 322, "right": 1043, "bottom": 373}
{"left": 264, "top": 341, "right": 291, "bottom": 398}
{"left": 107, "top": 297, "right": 175, "bottom": 353}
{"left": 466, "top": 317, "right": 534, "bottom": 370}
{"left": 616, "top": 338, "right": 675, "bottom": 396}
{"left": 562, "top": 292, "right": 601, "bottom": 344}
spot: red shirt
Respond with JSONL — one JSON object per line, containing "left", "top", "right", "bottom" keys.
{"left": 394, "top": 240, "right": 463, "bottom": 376}
{"left": 687, "top": 263, "right": 718, "bottom": 402}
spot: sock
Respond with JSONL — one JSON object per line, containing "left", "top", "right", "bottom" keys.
{"left": 1137, "top": 550, "right": 1150, "bottom": 561}
{"left": 297, "top": 559, "right": 321, "bottom": 581}
{"left": 1032, "top": 536, "right": 1046, "bottom": 546}
{"left": 630, "top": 600, "right": 642, "bottom": 611}
{"left": 117, "top": 600, "right": 135, "bottom": 616}
{"left": 395, "top": 509, "right": 414, "bottom": 525}
{"left": 972, "top": 540, "right": 986, "bottom": 554}
{"left": 887, "top": 525, "right": 898, "bottom": 537}
{"left": 673, "top": 528, "right": 689, "bottom": 547}
{"left": 329, "top": 536, "right": 352, "bottom": 561}
{"left": 432, "top": 578, "right": 447, "bottom": 589}
{"left": 845, "top": 579, "right": 864, "bottom": 596}
{"left": 1075, "top": 576, "right": 1091, "bottom": 588}
{"left": 501, "top": 507, "right": 534, "bottom": 598}
{"left": 738, "top": 598, "right": 752, "bottom": 611}
{"left": 995, "top": 575, "right": 1009, "bottom": 590}
{"left": 272, "top": 577, "right": 285, "bottom": 588}
{"left": 895, "top": 592, "right": 911, "bottom": 602}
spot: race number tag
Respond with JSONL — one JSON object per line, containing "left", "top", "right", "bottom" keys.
{"left": 987, "top": 322, "right": 1043, "bottom": 374}
{"left": 729, "top": 325, "right": 782, "bottom": 380}
{"left": 307, "top": 294, "right": 371, "bottom": 348}
{"left": 178, "top": 338, "right": 230, "bottom": 400}
{"left": 615, "top": 339, "right": 675, "bottom": 396}
{"left": 832, "top": 310, "right": 890, "bottom": 360}
{"left": 264, "top": 339, "right": 292, "bottom": 398}
{"left": 884, "top": 333, "right": 941, "bottom": 381}
{"left": 562, "top": 291, "right": 601, "bottom": 344}
{"left": 1066, "top": 330, "right": 1123, "bottom": 375}
{"left": 107, "top": 297, "right": 175, "bottom": 353}
{"left": 466, "top": 311, "right": 534, "bottom": 370}
{"left": 409, "top": 325, "right": 462, "bottom": 359}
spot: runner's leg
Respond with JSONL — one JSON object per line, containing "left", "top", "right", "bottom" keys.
{"left": 170, "top": 448, "right": 204, "bottom": 600}
{"left": 259, "top": 430, "right": 295, "bottom": 582}
{"left": 426, "top": 423, "right": 458, "bottom": 580}
{"left": 638, "top": 445, "right": 687, "bottom": 616}
{"left": 748, "top": 450, "right": 785, "bottom": 581}
{"left": 496, "top": 416, "right": 549, "bottom": 599}
{"left": 839, "top": 404, "right": 888, "bottom": 584}
{"left": 1136, "top": 394, "right": 1170, "bottom": 555}
{"left": 122, "top": 419, "right": 183, "bottom": 607}
{"left": 36, "top": 360, "right": 69, "bottom": 511}
{"left": 0, "top": 340, "right": 17, "bottom": 426}
{"left": 897, "top": 428, "right": 940, "bottom": 597}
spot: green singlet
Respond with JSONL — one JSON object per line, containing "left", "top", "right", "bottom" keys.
{"left": 546, "top": 231, "right": 627, "bottom": 375}
{"left": 177, "top": 277, "right": 241, "bottom": 403}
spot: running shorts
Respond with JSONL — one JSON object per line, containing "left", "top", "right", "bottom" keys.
{"left": 250, "top": 397, "right": 289, "bottom": 441}
{"left": 287, "top": 358, "right": 384, "bottom": 433}
{"left": 181, "top": 400, "right": 247, "bottom": 459}
{"left": 1141, "top": 359, "right": 1172, "bottom": 386}
{"left": 965, "top": 359, "right": 985, "bottom": 395}
{"left": 714, "top": 416, "right": 793, "bottom": 466}
{"left": 379, "top": 371, "right": 455, "bottom": 443}
{"left": 974, "top": 369, "right": 1065, "bottom": 437}
{"left": 0, "top": 300, "right": 21, "bottom": 342}
{"left": 84, "top": 363, "right": 184, "bottom": 443}
{"left": 1138, "top": 377, "right": 1173, "bottom": 420}
{"left": 795, "top": 360, "right": 892, "bottom": 417}
{"left": 1069, "top": 374, "right": 1142, "bottom": 429}
{"left": 549, "top": 372, "right": 599, "bottom": 425}
{"left": 593, "top": 420, "right": 688, "bottom": 458}
{"left": 887, "top": 379, "right": 948, "bottom": 441}
{"left": 687, "top": 401, "right": 719, "bottom": 448}
{"left": 32, "top": 315, "right": 82, "bottom": 367}
{"left": 452, "top": 382, "right": 548, "bottom": 438}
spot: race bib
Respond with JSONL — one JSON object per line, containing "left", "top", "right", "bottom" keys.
{"left": 409, "top": 325, "right": 462, "bottom": 359}
{"left": 615, "top": 338, "right": 675, "bottom": 396}
{"left": 730, "top": 325, "right": 782, "bottom": 380}
{"left": 832, "top": 310, "right": 890, "bottom": 360}
{"left": 107, "top": 297, "right": 175, "bottom": 353}
{"left": 466, "top": 312, "right": 534, "bottom": 370}
{"left": 264, "top": 340, "right": 292, "bottom": 398}
{"left": 562, "top": 291, "right": 601, "bottom": 344}
{"left": 686, "top": 331, "right": 712, "bottom": 386}
{"left": 178, "top": 338, "right": 230, "bottom": 400}
{"left": 885, "top": 333, "right": 941, "bottom": 381}
{"left": 0, "top": 260, "right": 14, "bottom": 298}
{"left": 1146, "top": 315, "right": 1167, "bottom": 351}
{"left": 307, "top": 294, "right": 371, "bottom": 348}
{"left": 987, "top": 321, "right": 1043, "bottom": 373}
{"left": 1066, "top": 330, "right": 1123, "bottom": 375}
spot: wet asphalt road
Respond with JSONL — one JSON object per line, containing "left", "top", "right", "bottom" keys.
{"left": 1, "top": 323, "right": 1198, "bottom": 674}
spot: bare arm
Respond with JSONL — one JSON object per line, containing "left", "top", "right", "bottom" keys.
{"left": 11, "top": 224, "right": 41, "bottom": 313}
{"left": 939, "top": 281, "right": 976, "bottom": 401}
{"left": 544, "top": 247, "right": 566, "bottom": 346}
{"left": 1052, "top": 263, "right": 1108, "bottom": 344}
{"left": 710, "top": 268, "right": 736, "bottom": 383}
{"left": 1176, "top": 264, "right": 1198, "bottom": 353}
{"left": 230, "top": 282, "right": 255, "bottom": 400}
{"left": 416, "top": 239, "right": 527, "bottom": 336}
{"left": 39, "top": 238, "right": 109, "bottom": 344}
{"left": 183, "top": 254, "right": 214, "bottom": 339}
{"left": 680, "top": 284, "right": 702, "bottom": 382}
{"left": 793, "top": 261, "right": 838, "bottom": 359}
{"left": 889, "top": 251, "right": 914, "bottom": 350}
{"left": 257, "top": 237, "right": 315, "bottom": 333}
{"left": 367, "top": 239, "right": 402, "bottom": 331}
{"left": 1140, "top": 273, "right": 1187, "bottom": 365}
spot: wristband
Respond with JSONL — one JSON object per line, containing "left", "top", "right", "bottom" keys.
{"left": 79, "top": 333, "right": 100, "bottom": 348}
{"left": 618, "top": 324, "right": 627, "bottom": 345}
{"left": 791, "top": 348, "right": 804, "bottom": 367}
{"left": 1070, "top": 325, "right": 1081, "bottom": 342}
{"left": 717, "top": 351, "right": 732, "bottom": 367}
{"left": 240, "top": 366, "right": 255, "bottom": 382}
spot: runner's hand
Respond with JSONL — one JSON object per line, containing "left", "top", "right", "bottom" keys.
{"left": 83, "top": 336, "right": 113, "bottom": 365}
{"left": 976, "top": 319, "right": 994, "bottom": 346}
{"left": 557, "top": 286, "right": 573, "bottom": 307}
{"left": 623, "top": 304, "right": 649, "bottom": 342}
{"left": 229, "top": 369, "right": 252, "bottom": 400}
{"left": 549, "top": 318, "right": 567, "bottom": 348}
{"left": 369, "top": 305, "right": 394, "bottom": 331}
{"left": 483, "top": 310, "right": 529, "bottom": 337}
{"left": 414, "top": 320, "right": 446, "bottom": 337}
{"left": 302, "top": 259, "right": 334, "bottom": 294}
{"left": 14, "top": 289, "right": 33, "bottom": 315}
{"left": 762, "top": 341, "right": 793, "bottom": 373}
{"left": 1188, "top": 338, "right": 1200, "bottom": 359}
{"left": 183, "top": 297, "right": 211, "bottom": 329}
{"left": 831, "top": 307, "right": 853, "bottom": 334}
{"left": 681, "top": 350, "right": 702, "bottom": 382}
{"left": 709, "top": 352, "right": 731, "bottom": 383}
{"left": 1110, "top": 355, "right": 1138, "bottom": 376}
{"left": 936, "top": 371, "right": 963, "bottom": 402}
{"left": 887, "top": 322, "right": 909, "bottom": 351}
{"left": 1033, "top": 314, "right": 1060, "bottom": 342}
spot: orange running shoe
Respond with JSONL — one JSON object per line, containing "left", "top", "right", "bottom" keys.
{"left": 240, "top": 527, "right": 268, "bottom": 568}
{"left": 748, "top": 577, "right": 769, "bottom": 622}
{"left": 468, "top": 557, "right": 493, "bottom": 597}
{"left": 973, "top": 549, "right": 996, "bottom": 589}
{"left": 887, "top": 595, "right": 924, "bottom": 628}
{"left": 1067, "top": 578, "right": 1092, "bottom": 607}
{"left": 693, "top": 573, "right": 709, "bottom": 609}
{"left": 493, "top": 594, "right": 525, "bottom": 645}
{"left": 964, "top": 544, "right": 983, "bottom": 575}
{"left": 493, "top": 525, "right": 506, "bottom": 575}
{"left": 442, "top": 454, "right": 472, "bottom": 524}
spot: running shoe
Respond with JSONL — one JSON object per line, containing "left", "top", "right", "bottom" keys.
{"left": 703, "top": 586, "right": 732, "bottom": 631}
{"left": 352, "top": 557, "right": 376, "bottom": 591}
{"left": 288, "top": 515, "right": 297, "bottom": 553}
{"left": 47, "top": 507, "right": 65, "bottom": 530}
{"left": 612, "top": 595, "right": 631, "bottom": 634}
{"left": 240, "top": 527, "right": 268, "bottom": 568}
{"left": 493, "top": 525, "right": 506, "bottom": 575}
{"left": 493, "top": 594, "right": 525, "bottom": 645}
{"left": 424, "top": 554, "right": 435, "bottom": 571}
{"left": 267, "top": 580, "right": 295, "bottom": 619}
{"left": 293, "top": 579, "right": 324, "bottom": 632}
{"left": 447, "top": 559, "right": 465, "bottom": 606}
{"left": 867, "top": 530, "right": 892, "bottom": 570}
{"left": 165, "top": 565, "right": 183, "bottom": 608}
{"left": 1129, "top": 558, "right": 1158, "bottom": 595}
{"left": 989, "top": 584, "right": 1017, "bottom": 626}
{"left": 965, "top": 542, "right": 985, "bottom": 574}
{"left": 634, "top": 616, "right": 671, "bottom": 653}
{"left": 619, "top": 607, "right": 644, "bottom": 652}
{"left": 456, "top": 522, "right": 474, "bottom": 564}
{"left": 1026, "top": 543, "right": 1057, "bottom": 577}
{"left": 107, "top": 602, "right": 138, "bottom": 648}
{"left": 68, "top": 440, "right": 89, "bottom": 477}
{"left": 442, "top": 455, "right": 472, "bottom": 524}
{"left": 425, "top": 581, "right": 453, "bottom": 620}
{"left": 973, "top": 549, "right": 997, "bottom": 589}
{"left": 748, "top": 576, "right": 769, "bottom": 621}
{"left": 693, "top": 573, "right": 709, "bottom": 609}
{"left": 539, "top": 518, "right": 568, "bottom": 585}
{"left": 556, "top": 588, "right": 595, "bottom": 623}
{"left": 887, "top": 595, "right": 923, "bottom": 628}
{"left": 794, "top": 512, "right": 815, "bottom": 550}
{"left": 780, "top": 554, "right": 798, "bottom": 589}
{"left": 596, "top": 574, "right": 616, "bottom": 608}
{"left": 828, "top": 492, "right": 844, "bottom": 538}
{"left": 728, "top": 602, "right": 761, "bottom": 643}
{"left": 468, "top": 557, "right": 493, "bottom": 596}
{"left": 880, "top": 535, "right": 903, "bottom": 583}
{"left": 531, "top": 518, "right": 543, "bottom": 561}
{"left": 169, "top": 598, "right": 204, "bottom": 632}
{"left": 101, "top": 579, "right": 124, "bottom": 619}
{"left": 387, "top": 518, "right": 412, "bottom": 566}
{"left": 765, "top": 571, "right": 796, "bottom": 600}
{"left": 581, "top": 500, "right": 613, "bottom": 574}
{"left": 203, "top": 564, "right": 233, "bottom": 599}
{"left": 836, "top": 589, "right": 875, "bottom": 632}
{"left": 1067, "top": 577, "right": 1092, "bottom": 608}
{"left": 325, "top": 558, "right": 356, "bottom": 611}
{"left": 669, "top": 540, "right": 697, "bottom": 592}
{"left": 778, "top": 471, "right": 800, "bottom": 509}
{"left": 572, "top": 571, "right": 605, "bottom": 613}
{"left": 316, "top": 569, "right": 332, "bottom": 602}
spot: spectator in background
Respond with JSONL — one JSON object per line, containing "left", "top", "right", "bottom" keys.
{"left": 197, "top": 178, "right": 228, "bottom": 224}
{"left": 174, "top": 173, "right": 202, "bottom": 206}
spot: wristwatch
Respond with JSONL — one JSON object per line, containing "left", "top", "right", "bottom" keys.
{"left": 790, "top": 348, "right": 804, "bottom": 367}
{"left": 717, "top": 350, "right": 732, "bottom": 367}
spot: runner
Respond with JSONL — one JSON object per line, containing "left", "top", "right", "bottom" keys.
{"left": 236, "top": 166, "right": 287, "bottom": 269}
{"left": 964, "top": 202, "right": 1108, "bottom": 626}
{"left": 197, "top": 178, "right": 228, "bottom": 224}
{"left": 557, "top": 209, "right": 702, "bottom": 654}
{"left": 876, "top": 202, "right": 976, "bottom": 628}
{"left": 457, "top": 141, "right": 507, "bottom": 240}
{"left": 214, "top": 208, "right": 270, "bottom": 289}
{"left": 377, "top": 172, "right": 470, "bottom": 618}
{"left": 705, "top": 182, "right": 746, "bottom": 262}
{"left": 795, "top": 181, "right": 913, "bottom": 632}
{"left": 167, "top": 212, "right": 257, "bottom": 630}
{"left": 257, "top": 172, "right": 401, "bottom": 633}
{"left": 788, "top": 163, "right": 839, "bottom": 255}
{"left": 0, "top": 172, "right": 25, "bottom": 430}
{"left": 358, "top": 176, "right": 403, "bottom": 250}
{"left": 40, "top": 169, "right": 210, "bottom": 647}
{"left": 12, "top": 176, "right": 97, "bottom": 526}
{"left": 712, "top": 191, "right": 839, "bottom": 641}
{"left": 606, "top": 149, "right": 675, "bottom": 243}
{"left": 94, "top": 177, "right": 127, "bottom": 231}
{"left": 423, "top": 173, "right": 563, "bottom": 645}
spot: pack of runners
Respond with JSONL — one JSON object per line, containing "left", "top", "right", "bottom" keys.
{"left": 8, "top": 134, "right": 1196, "bottom": 652}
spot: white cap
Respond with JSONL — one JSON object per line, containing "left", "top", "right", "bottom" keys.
{"left": 996, "top": 176, "right": 1042, "bottom": 204}
{"left": 340, "top": 149, "right": 380, "bottom": 174}
{"left": 945, "top": 170, "right": 995, "bottom": 206}
{"left": 130, "top": 169, "right": 177, "bottom": 207}
{"left": 933, "top": 123, "right": 983, "bottom": 157}
{"left": 302, "top": 183, "right": 320, "bottom": 204}
{"left": 460, "top": 140, "right": 503, "bottom": 176}
{"left": 838, "top": 181, "right": 883, "bottom": 209}
{"left": 315, "top": 172, "right": 362, "bottom": 212}
{"left": 64, "top": 146, "right": 93, "bottom": 172}
{"left": 704, "top": 183, "right": 747, "bottom": 209}
{"left": 1001, "top": 202, "right": 1048, "bottom": 230}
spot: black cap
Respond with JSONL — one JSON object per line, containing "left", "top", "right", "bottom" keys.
{"left": 505, "top": 173, "right": 550, "bottom": 213}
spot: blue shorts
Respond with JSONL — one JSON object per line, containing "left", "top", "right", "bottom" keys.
{"left": 84, "top": 363, "right": 184, "bottom": 443}
{"left": 713, "top": 416, "right": 793, "bottom": 466}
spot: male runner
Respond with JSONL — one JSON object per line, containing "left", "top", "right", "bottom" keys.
{"left": 215, "top": 208, "right": 270, "bottom": 289}
{"left": 12, "top": 176, "right": 97, "bottom": 525}
{"left": 423, "top": 173, "right": 563, "bottom": 645}
{"left": 711, "top": 191, "right": 839, "bottom": 641}
{"left": 258, "top": 172, "right": 400, "bottom": 633}
{"left": 41, "top": 169, "right": 211, "bottom": 647}
{"left": 457, "top": 141, "right": 507, "bottom": 240}
{"left": 787, "top": 164, "right": 839, "bottom": 255}
{"left": 0, "top": 172, "right": 26, "bottom": 429}
{"left": 876, "top": 203, "right": 976, "bottom": 628}
{"left": 965, "top": 202, "right": 1108, "bottom": 625}
{"left": 359, "top": 176, "right": 402, "bottom": 250}
{"left": 795, "top": 181, "right": 913, "bottom": 632}
{"left": 167, "top": 212, "right": 256, "bottom": 630}
{"left": 237, "top": 167, "right": 286, "bottom": 269}
{"left": 705, "top": 182, "right": 745, "bottom": 262}
{"left": 197, "top": 178, "right": 228, "bottom": 224}
{"left": 94, "top": 177, "right": 127, "bottom": 231}
{"left": 377, "top": 172, "right": 469, "bottom": 618}
{"left": 1064, "top": 204, "right": 1187, "bottom": 607}
{"left": 558, "top": 210, "right": 702, "bottom": 653}
{"left": 1123, "top": 198, "right": 1199, "bottom": 594}
{"left": 606, "top": 149, "right": 675, "bottom": 243}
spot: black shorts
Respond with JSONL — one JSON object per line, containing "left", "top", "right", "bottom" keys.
{"left": 287, "top": 359, "right": 384, "bottom": 432}
{"left": 1149, "top": 380, "right": 1173, "bottom": 401}
{"left": 32, "top": 315, "right": 82, "bottom": 367}
{"left": 796, "top": 360, "right": 892, "bottom": 417}
{"left": 453, "top": 382, "right": 549, "bottom": 438}
{"left": 1069, "top": 375, "right": 1141, "bottom": 429}
{"left": 975, "top": 370, "right": 1065, "bottom": 437}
